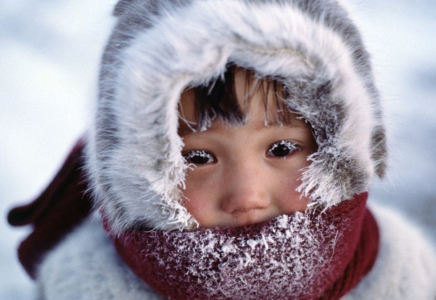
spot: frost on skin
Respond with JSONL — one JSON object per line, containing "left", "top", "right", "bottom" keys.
{"left": 115, "top": 207, "right": 358, "bottom": 300}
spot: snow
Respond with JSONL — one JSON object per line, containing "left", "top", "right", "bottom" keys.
{"left": 356, "top": 0, "right": 436, "bottom": 241}
{"left": 0, "top": 0, "right": 435, "bottom": 298}
{"left": 0, "top": 0, "right": 116, "bottom": 298}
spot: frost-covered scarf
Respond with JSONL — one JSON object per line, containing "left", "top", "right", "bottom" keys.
{"left": 105, "top": 193, "right": 378, "bottom": 300}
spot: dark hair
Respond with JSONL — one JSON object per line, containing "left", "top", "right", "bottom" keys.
{"left": 179, "top": 65, "right": 300, "bottom": 131}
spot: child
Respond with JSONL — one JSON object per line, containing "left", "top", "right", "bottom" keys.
{"left": 8, "top": 0, "right": 436, "bottom": 299}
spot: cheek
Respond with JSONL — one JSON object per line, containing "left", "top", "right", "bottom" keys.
{"left": 273, "top": 165, "right": 310, "bottom": 214}
{"left": 182, "top": 169, "right": 219, "bottom": 224}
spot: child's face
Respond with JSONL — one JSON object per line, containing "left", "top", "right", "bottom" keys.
{"left": 179, "top": 70, "right": 317, "bottom": 228}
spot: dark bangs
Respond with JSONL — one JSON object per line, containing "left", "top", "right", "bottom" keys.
{"left": 182, "top": 65, "right": 299, "bottom": 130}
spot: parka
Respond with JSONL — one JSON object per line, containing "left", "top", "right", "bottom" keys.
{"left": 8, "top": 0, "right": 436, "bottom": 299}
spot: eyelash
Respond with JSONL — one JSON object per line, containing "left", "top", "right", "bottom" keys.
{"left": 183, "top": 150, "right": 216, "bottom": 165}
{"left": 183, "top": 141, "right": 299, "bottom": 165}
{"left": 266, "top": 140, "right": 300, "bottom": 158}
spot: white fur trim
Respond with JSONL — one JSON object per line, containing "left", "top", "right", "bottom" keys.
{"left": 89, "top": 0, "right": 385, "bottom": 231}
{"left": 36, "top": 216, "right": 166, "bottom": 300}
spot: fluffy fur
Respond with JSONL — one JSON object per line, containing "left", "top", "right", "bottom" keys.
{"left": 36, "top": 215, "right": 166, "bottom": 300}
{"left": 35, "top": 203, "right": 436, "bottom": 300}
{"left": 86, "top": 0, "right": 387, "bottom": 233}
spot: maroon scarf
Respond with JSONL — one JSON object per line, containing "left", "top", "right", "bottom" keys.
{"left": 106, "top": 193, "right": 378, "bottom": 300}
{"left": 8, "top": 139, "right": 92, "bottom": 279}
{"left": 9, "top": 141, "right": 378, "bottom": 299}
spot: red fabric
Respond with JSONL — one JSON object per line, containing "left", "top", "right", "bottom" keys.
{"left": 320, "top": 207, "right": 379, "bottom": 299}
{"left": 7, "top": 139, "right": 93, "bottom": 279}
{"left": 107, "top": 193, "right": 379, "bottom": 300}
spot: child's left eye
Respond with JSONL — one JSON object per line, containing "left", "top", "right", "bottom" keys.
{"left": 266, "top": 140, "right": 300, "bottom": 158}
{"left": 183, "top": 150, "right": 216, "bottom": 165}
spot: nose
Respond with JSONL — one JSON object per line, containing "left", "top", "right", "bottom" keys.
{"left": 220, "top": 159, "right": 271, "bottom": 216}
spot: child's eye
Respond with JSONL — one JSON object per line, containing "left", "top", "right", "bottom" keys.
{"left": 183, "top": 150, "right": 216, "bottom": 165}
{"left": 266, "top": 140, "right": 300, "bottom": 158}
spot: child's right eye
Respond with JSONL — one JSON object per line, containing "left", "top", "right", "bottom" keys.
{"left": 266, "top": 140, "right": 300, "bottom": 158}
{"left": 183, "top": 150, "right": 216, "bottom": 165}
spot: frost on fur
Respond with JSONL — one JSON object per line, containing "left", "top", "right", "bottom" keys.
{"left": 88, "top": 0, "right": 386, "bottom": 232}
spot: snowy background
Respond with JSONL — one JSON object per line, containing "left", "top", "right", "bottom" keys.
{"left": 1, "top": 0, "right": 435, "bottom": 299}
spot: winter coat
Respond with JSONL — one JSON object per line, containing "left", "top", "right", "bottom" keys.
{"left": 34, "top": 203, "right": 436, "bottom": 300}
{"left": 8, "top": 0, "right": 436, "bottom": 299}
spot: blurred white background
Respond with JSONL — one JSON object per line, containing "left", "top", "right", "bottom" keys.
{"left": 1, "top": 0, "right": 435, "bottom": 299}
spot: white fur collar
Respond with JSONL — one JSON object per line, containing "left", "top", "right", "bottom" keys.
{"left": 36, "top": 216, "right": 166, "bottom": 300}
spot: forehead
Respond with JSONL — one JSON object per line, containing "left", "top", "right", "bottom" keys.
{"left": 179, "top": 90, "right": 308, "bottom": 138}
{"left": 178, "top": 67, "right": 306, "bottom": 135}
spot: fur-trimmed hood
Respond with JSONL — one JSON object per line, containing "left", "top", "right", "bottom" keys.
{"left": 86, "top": 0, "right": 387, "bottom": 233}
